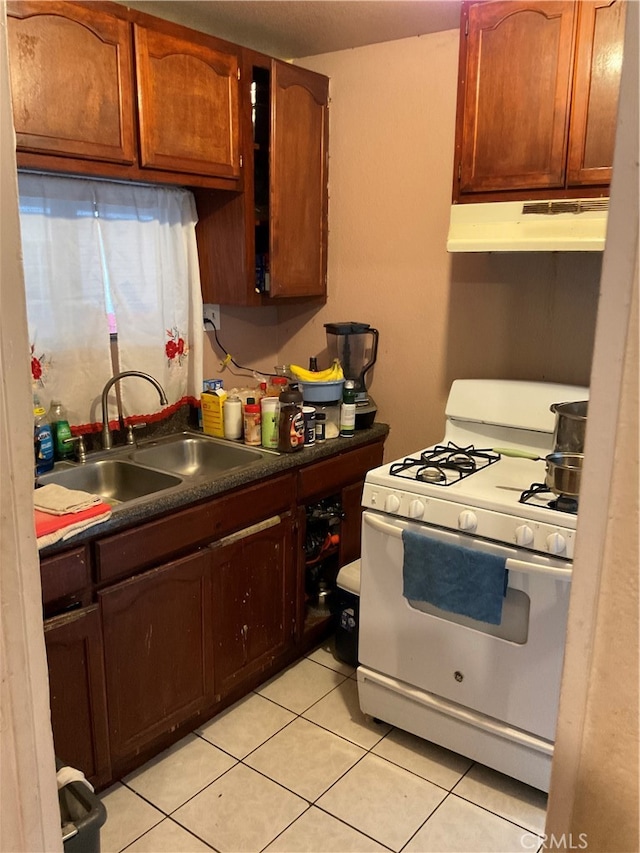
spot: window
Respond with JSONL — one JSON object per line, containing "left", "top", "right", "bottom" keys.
{"left": 19, "top": 173, "right": 203, "bottom": 431}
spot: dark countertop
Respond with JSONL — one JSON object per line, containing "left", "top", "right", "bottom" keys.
{"left": 38, "top": 423, "right": 389, "bottom": 558}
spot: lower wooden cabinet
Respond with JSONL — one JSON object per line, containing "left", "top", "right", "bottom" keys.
{"left": 41, "top": 434, "right": 387, "bottom": 788}
{"left": 99, "top": 549, "right": 215, "bottom": 768}
{"left": 44, "top": 605, "right": 111, "bottom": 788}
{"left": 211, "top": 515, "right": 295, "bottom": 696}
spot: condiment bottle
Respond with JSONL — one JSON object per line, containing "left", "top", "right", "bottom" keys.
{"left": 267, "top": 375, "right": 288, "bottom": 397}
{"left": 315, "top": 411, "right": 326, "bottom": 442}
{"left": 243, "top": 397, "right": 261, "bottom": 446}
{"left": 340, "top": 380, "right": 357, "bottom": 437}
{"left": 277, "top": 384, "right": 304, "bottom": 452}
{"left": 223, "top": 396, "right": 243, "bottom": 440}
{"left": 47, "top": 400, "right": 73, "bottom": 460}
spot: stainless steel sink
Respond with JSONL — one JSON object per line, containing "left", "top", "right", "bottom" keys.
{"left": 37, "top": 459, "right": 182, "bottom": 505}
{"left": 131, "top": 433, "right": 266, "bottom": 477}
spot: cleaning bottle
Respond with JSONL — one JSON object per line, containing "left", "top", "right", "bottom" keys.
{"left": 47, "top": 400, "right": 73, "bottom": 460}
{"left": 34, "top": 397, "right": 55, "bottom": 475}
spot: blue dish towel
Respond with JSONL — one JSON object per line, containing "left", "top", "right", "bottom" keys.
{"left": 402, "top": 530, "right": 508, "bottom": 626}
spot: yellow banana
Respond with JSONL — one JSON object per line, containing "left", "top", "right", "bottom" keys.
{"left": 290, "top": 359, "right": 343, "bottom": 382}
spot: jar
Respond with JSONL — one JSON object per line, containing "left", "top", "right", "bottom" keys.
{"left": 260, "top": 396, "right": 279, "bottom": 449}
{"left": 243, "top": 398, "right": 261, "bottom": 446}
{"left": 267, "top": 375, "right": 289, "bottom": 397}
{"left": 277, "top": 385, "right": 304, "bottom": 452}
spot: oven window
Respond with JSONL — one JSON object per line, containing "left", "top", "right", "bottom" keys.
{"left": 407, "top": 588, "right": 531, "bottom": 644}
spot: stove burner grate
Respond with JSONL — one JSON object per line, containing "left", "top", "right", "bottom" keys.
{"left": 519, "top": 482, "right": 578, "bottom": 514}
{"left": 389, "top": 442, "right": 500, "bottom": 486}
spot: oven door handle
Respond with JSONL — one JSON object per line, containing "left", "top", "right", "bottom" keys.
{"left": 363, "top": 513, "right": 573, "bottom": 581}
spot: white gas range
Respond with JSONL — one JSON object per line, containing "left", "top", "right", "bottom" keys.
{"left": 357, "top": 379, "right": 588, "bottom": 792}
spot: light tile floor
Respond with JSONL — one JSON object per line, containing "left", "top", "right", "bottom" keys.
{"left": 100, "top": 639, "right": 547, "bottom": 853}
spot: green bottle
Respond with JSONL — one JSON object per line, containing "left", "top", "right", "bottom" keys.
{"left": 339, "top": 380, "right": 357, "bottom": 437}
{"left": 47, "top": 400, "right": 73, "bottom": 460}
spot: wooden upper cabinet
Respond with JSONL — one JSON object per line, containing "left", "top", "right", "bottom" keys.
{"left": 134, "top": 24, "right": 240, "bottom": 179}
{"left": 194, "top": 55, "right": 329, "bottom": 305}
{"left": 7, "top": 1, "right": 136, "bottom": 164}
{"left": 567, "top": 0, "right": 626, "bottom": 186}
{"left": 269, "top": 61, "right": 329, "bottom": 298}
{"left": 454, "top": 0, "right": 626, "bottom": 202}
{"left": 458, "top": 1, "right": 577, "bottom": 195}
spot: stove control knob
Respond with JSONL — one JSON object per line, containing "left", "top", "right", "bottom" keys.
{"left": 408, "top": 499, "right": 425, "bottom": 519}
{"left": 515, "top": 524, "right": 534, "bottom": 547}
{"left": 458, "top": 510, "right": 477, "bottom": 532}
{"left": 546, "top": 532, "right": 567, "bottom": 555}
{"left": 385, "top": 494, "right": 401, "bottom": 514}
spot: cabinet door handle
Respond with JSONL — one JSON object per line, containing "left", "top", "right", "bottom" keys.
{"left": 209, "top": 515, "right": 281, "bottom": 549}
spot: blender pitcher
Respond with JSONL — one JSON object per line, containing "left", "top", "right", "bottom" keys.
{"left": 325, "top": 322, "right": 379, "bottom": 428}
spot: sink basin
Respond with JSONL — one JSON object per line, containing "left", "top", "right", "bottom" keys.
{"left": 37, "top": 459, "right": 182, "bottom": 505}
{"left": 132, "top": 434, "right": 265, "bottom": 477}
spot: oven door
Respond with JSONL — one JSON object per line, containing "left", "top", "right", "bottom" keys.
{"left": 359, "top": 510, "right": 572, "bottom": 741}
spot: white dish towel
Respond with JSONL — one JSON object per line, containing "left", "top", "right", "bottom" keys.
{"left": 34, "top": 483, "right": 102, "bottom": 515}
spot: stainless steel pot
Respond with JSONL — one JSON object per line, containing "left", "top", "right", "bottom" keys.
{"left": 494, "top": 447, "right": 584, "bottom": 496}
{"left": 545, "top": 452, "right": 583, "bottom": 497}
{"left": 550, "top": 401, "right": 588, "bottom": 453}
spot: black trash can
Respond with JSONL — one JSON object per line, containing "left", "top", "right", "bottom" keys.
{"left": 335, "top": 559, "right": 360, "bottom": 667}
{"left": 57, "top": 761, "right": 107, "bottom": 853}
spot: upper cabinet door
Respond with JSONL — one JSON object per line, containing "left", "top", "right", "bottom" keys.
{"left": 7, "top": 1, "right": 136, "bottom": 164}
{"left": 270, "top": 61, "right": 328, "bottom": 298}
{"left": 567, "top": 0, "right": 626, "bottom": 186}
{"left": 458, "top": 1, "right": 577, "bottom": 195}
{"left": 134, "top": 24, "right": 240, "bottom": 179}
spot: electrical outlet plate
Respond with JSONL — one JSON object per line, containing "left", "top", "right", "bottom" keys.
{"left": 203, "top": 304, "right": 221, "bottom": 331}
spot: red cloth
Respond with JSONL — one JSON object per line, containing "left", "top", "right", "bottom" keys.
{"left": 35, "top": 502, "right": 111, "bottom": 539}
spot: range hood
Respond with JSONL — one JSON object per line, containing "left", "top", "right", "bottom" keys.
{"left": 447, "top": 198, "right": 608, "bottom": 252}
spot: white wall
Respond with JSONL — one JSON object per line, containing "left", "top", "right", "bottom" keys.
{"left": 277, "top": 31, "right": 601, "bottom": 463}
{"left": 545, "top": 2, "right": 639, "bottom": 846}
{"left": 0, "top": 2, "right": 60, "bottom": 848}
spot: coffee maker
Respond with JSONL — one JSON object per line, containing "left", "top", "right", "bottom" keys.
{"left": 325, "top": 322, "right": 379, "bottom": 429}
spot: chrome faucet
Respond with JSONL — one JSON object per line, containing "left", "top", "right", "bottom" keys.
{"left": 101, "top": 371, "right": 168, "bottom": 450}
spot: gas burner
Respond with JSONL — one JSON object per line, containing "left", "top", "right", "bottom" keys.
{"left": 390, "top": 442, "right": 500, "bottom": 486}
{"left": 520, "top": 483, "right": 578, "bottom": 514}
{"left": 417, "top": 465, "right": 446, "bottom": 484}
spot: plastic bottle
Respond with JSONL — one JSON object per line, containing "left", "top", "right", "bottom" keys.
{"left": 34, "top": 398, "right": 55, "bottom": 475}
{"left": 47, "top": 400, "right": 73, "bottom": 460}
{"left": 243, "top": 397, "right": 261, "bottom": 446}
{"left": 223, "top": 396, "right": 243, "bottom": 440}
{"left": 340, "top": 380, "right": 357, "bottom": 437}
{"left": 277, "top": 384, "right": 304, "bottom": 452}
{"left": 260, "top": 396, "right": 279, "bottom": 449}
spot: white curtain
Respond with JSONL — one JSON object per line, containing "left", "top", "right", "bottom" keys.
{"left": 18, "top": 174, "right": 203, "bottom": 431}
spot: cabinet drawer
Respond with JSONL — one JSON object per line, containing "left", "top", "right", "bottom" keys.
{"left": 297, "top": 441, "right": 384, "bottom": 501}
{"left": 96, "top": 474, "right": 295, "bottom": 584}
{"left": 40, "top": 546, "right": 91, "bottom": 613}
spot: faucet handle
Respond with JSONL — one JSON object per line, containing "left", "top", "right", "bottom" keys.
{"left": 126, "top": 422, "right": 147, "bottom": 446}
{"left": 63, "top": 435, "right": 87, "bottom": 463}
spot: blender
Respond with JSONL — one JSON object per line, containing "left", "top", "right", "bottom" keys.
{"left": 325, "top": 322, "right": 379, "bottom": 429}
